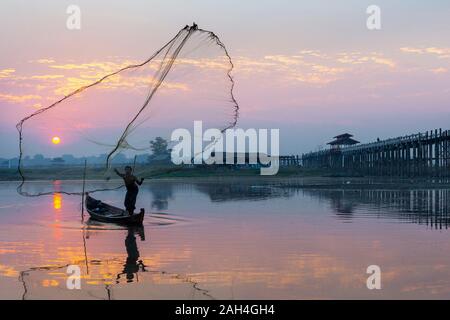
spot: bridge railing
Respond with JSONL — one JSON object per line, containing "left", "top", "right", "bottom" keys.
{"left": 302, "top": 129, "right": 449, "bottom": 158}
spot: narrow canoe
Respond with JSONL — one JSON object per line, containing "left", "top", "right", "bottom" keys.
{"left": 85, "top": 193, "right": 144, "bottom": 225}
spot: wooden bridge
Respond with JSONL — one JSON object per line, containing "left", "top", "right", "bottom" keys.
{"left": 279, "top": 155, "right": 301, "bottom": 166}
{"left": 302, "top": 128, "right": 450, "bottom": 176}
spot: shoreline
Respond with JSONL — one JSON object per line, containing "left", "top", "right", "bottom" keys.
{"left": 3, "top": 165, "right": 450, "bottom": 190}
{"left": 4, "top": 175, "right": 450, "bottom": 190}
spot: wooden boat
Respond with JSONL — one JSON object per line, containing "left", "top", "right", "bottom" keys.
{"left": 85, "top": 193, "right": 144, "bottom": 225}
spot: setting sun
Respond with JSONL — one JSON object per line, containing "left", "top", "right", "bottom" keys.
{"left": 52, "top": 136, "right": 61, "bottom": 145}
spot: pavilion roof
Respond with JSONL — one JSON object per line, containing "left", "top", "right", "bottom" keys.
{"left": 327, "top": 136, "right": 360, "bottom": 146}
{"left": 333, "top": 133, "right": 354, "bottom": 139}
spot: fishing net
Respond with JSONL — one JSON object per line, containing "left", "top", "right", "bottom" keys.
{"left": 16, "top": 24, "right": 239, "bottom": 196}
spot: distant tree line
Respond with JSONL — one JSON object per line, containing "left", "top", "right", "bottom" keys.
{"left": 0, "top": 137, "right": 172, "bottom": 168}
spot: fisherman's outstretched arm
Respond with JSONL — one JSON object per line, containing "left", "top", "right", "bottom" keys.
{"left": 114, "top": 168, "right": 124, "bottom": 178}
{"left": 136, "top": 177, "right": 144, "bottom": 185}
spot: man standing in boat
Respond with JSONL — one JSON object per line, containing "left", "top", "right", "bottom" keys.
{"left": 114, "top": 166, "right": 144, "bottom": 215}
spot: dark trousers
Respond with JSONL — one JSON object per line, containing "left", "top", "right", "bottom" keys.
{"left": 124, "top": 188, "right": 138, "bottom": 213}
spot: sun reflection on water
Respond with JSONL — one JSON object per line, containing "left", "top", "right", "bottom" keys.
{"left": 53, "top": 193, "right": 62, "bottom": 211}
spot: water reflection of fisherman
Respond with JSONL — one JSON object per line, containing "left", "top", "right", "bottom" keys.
{"left": 116, "top": 226, "right": 146, "bottom": 283}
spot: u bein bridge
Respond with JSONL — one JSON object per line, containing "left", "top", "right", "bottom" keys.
{"left": 302, "top": 129, "right": 450, "bottom": 177}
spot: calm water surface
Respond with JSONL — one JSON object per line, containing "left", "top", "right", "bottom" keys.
{"left": 1, "top": 179, "right": 450, "bottom": 299}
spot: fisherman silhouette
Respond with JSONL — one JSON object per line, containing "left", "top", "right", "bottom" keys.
{"left": 114, "top": 166, "right": 144, "bottom": 215}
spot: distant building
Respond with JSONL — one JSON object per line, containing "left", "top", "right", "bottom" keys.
{"left": 327, "top": 133, "right": 359, "bottom": 150}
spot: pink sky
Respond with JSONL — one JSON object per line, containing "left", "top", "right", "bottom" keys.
{"left": 1, "top": 0, "right": 449, "bottom": 157}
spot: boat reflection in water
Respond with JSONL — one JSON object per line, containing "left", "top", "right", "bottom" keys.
{"left": 19, "top": 222, "right": 150, "bottom": 299}
{"left": 83, "top": 219, "right": 148, "bottom": 286}
{"left": 18, "top": 217, "right": 212, "bottom": 300}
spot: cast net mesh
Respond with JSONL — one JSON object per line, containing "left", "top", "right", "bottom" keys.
{"left": 16, "top": 25, "right": 239, "bottom": 196}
